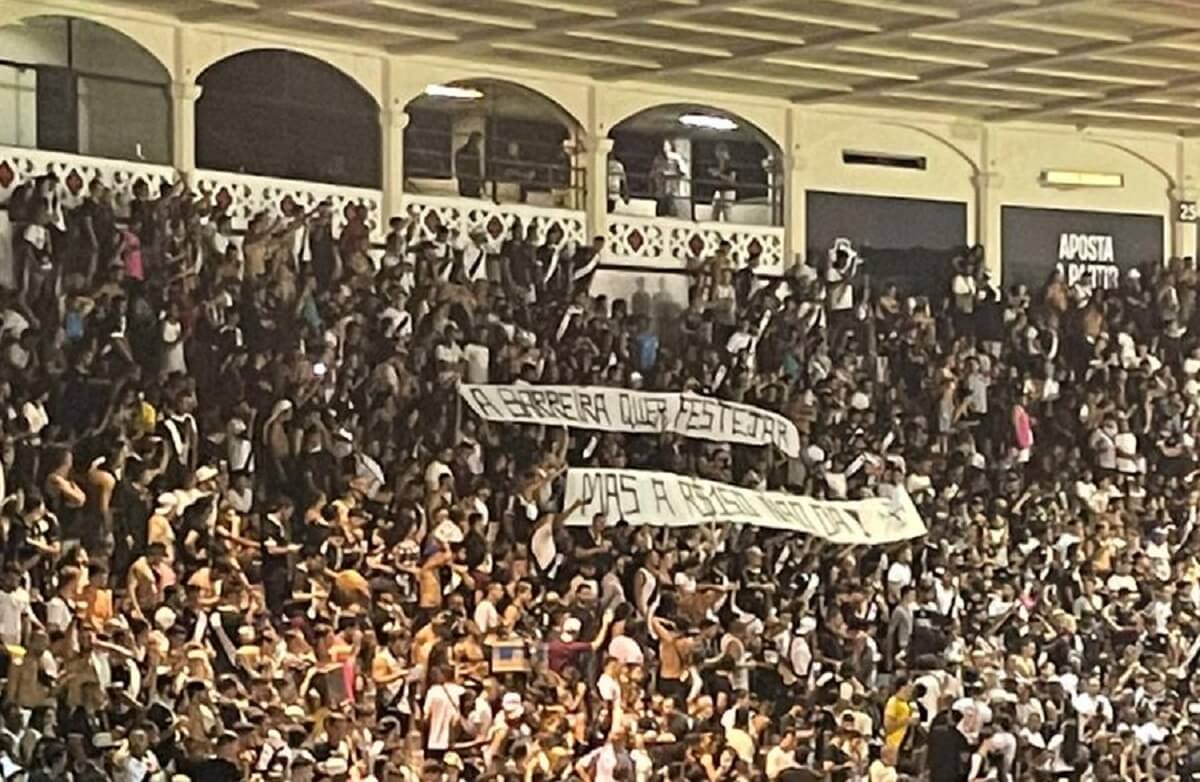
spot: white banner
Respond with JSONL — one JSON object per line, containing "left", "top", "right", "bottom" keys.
{"left": 459, "top": 384, "right": 800, "bottom": 457}
{"left": 563, "top": 468, "right": 926, "bottom": 545}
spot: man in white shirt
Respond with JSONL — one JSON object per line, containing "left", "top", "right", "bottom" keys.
{"left": 886, "top": 547, "right": 913, "bottom": 600}
{"left": 0, "top": 568, "right": 34, "bottom": 647}
{"left": 576, "top": 731, "right": 631, "bottom": 782}
{"left": 934, "top": 568, "right": 962, "bottom": 620}
{"left": 423, "top": 673, "right": 464, "bottom": 753}
{"left": 473, "top": 583, "right": 504, "bottom": 636}
{"left": 1090, "top": 420, "right": 1118, "bottom": 471}
{"left": 424, "top": 449, "right": 453, "bottom": 492}
{"left": 1114, "top": 417, "right": 1141, "bottom": 474}
{"left": 111, "top": 728, "right": 163, "bottom": 782}
{"left": 463, "top": 329, "right": 490, "bottom": 385}
{"left": 597, "top": 656, "right": 622, "bottom": 703}
{"left": 765, "top": 730, "right": 799, "bottom": 779}
{"left": 1071, "top": 677, "right": 1114, "bottom": 724}
{"left": 868, "top": 746, "right": 899, "bottom": 782}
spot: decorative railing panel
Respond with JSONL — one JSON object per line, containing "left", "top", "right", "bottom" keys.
{"left": 403, "top": 194, "right": 587, "bottom": 248}
{"left": 191, "top": 170, "right": 383, "bottom": 240}
{"left": 608, "top": 214, "right": 785, "bottom": 275}
{"left": 0, "top": 145, "right": 175, "bottom": 217}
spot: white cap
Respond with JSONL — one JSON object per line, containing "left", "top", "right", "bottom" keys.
{"left": 432, "top": 518, "right": 464, "bottom": 544}
{"left": 153, "top": 606, "right": 177, "bottom": 631}
{"left": 502, "top": 692, "right": 524, "bottom": 716}
{"left": 320, "top": 756, "right": 349, "bottom": 775}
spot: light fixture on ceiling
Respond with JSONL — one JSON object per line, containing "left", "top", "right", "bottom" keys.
{"left": 424, "top": 84, "right": 484, "bottom": 100}
{"left": 1040, "top": 169, "right": 1123, "bottom": 188}
{"left": 679, "top": 113, "right": 738, "bottom": 131}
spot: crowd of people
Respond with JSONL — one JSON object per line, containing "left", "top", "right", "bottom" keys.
{"left": 0, "top": 162, "right": 1199, "bottom": 782}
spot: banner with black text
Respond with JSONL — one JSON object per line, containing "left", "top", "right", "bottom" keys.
{"left": 563, "top": 468, "right": 926, "bottom": 544}
{"left": 459, "top": 384, "right": 801, "bottom": 457}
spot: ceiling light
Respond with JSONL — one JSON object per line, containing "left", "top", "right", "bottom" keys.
{"left": 679, "top": 114, "right": 737, "bottom": 131}
{"left": 1040, "top": 169, "right": 1124, "bottom": 188}
{"left": 424, "top": 84, "right": 483, "bottom": 100}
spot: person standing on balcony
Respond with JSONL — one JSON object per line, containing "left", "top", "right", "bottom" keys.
{"left": 607, "top": 155, "right": 628, "bottom": 213}
{"left": 651, "top": 140, "right": 688, "bottom": 219}
{"left": 708, "top": 142, "right": 737, "bottom": 223}
{"left": 455, "top": 131, "right": 484, "bottom": 199}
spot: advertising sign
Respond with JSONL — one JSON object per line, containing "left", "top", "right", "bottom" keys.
{"left": 1001, "top": 205, "right": 1164, "bottom": 290}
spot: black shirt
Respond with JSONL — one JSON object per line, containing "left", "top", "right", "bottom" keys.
{"left": 180, "top": 757, "right": 242, "bottom": 782}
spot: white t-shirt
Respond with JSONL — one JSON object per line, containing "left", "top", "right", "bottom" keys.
{"left": 22, "top": 223, "right": 47, "bottom": 251}
{"left": 1090, "top": 429, "right": 1117, "bottom": 471}
{"left": 45, "top": 595, "right": 73, "bottom": 634}
{"left": 868, "top": 759, "right": 899, "bottom": 782}
{"left": 1114, "top": 432, "right": 1141, "bottom": 474}
{"left": 582, "top": 744, "right": 623, "bottom": 782}
{"left": 886, "top": 561, "right": 912, "bottom": 588}
{"left": 423, "top": 683, "right": 463, "bottom": 751}
{"left": 114, "top": 750, "right": 161, "bottom": 782}
{"left": 473, "top": 600, "right": 501, "bottom": 635}
{"left": 435, "top": 342, "right": 464, "bottom": 366}
{"left": 765, "top": 745, "right": 798, "bottom": 780}
{"left": 826, "top": 260, "right": 857, "bottom": 311}
{"left": 597, "top": 672, "right": 621, "bottom": 702}
{"left": 0, "top": 588, "right": 31, "bottom": 646}
{"left": 424, "top": 460, "right": 452, "bottom": 492}
{"left": 1107, "top": 573, "right": 1138, "bottom": 593}
{"left": 464, "top": 344, "right": 490, "bottom": 384}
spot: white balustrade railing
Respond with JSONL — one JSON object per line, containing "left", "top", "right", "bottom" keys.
{"left": 0, "top": 146, "right": 386, "bottom": 241}
{"left": 0, "top": 145, "right": 176, "bottom": 217}
{"left": 191, "top": 169, "right": 384, "bottom": 240}
{"left": 608, "top": 214, "right": 785, "bottom": 276}
{"left": 0, "top": 147, "right": 782, "bottom": 274}
{"left": 402, "top": 193, "right": 588, "bottom": 248}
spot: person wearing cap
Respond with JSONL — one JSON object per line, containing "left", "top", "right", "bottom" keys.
{"left": 546, "top": 609, "right": 614, "bottom": 674}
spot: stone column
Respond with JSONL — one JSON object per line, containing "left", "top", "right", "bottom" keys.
{"left": 972, "top": 169, "right": 1004, "bottom": 282}
{"left": 781, "top": 109, "right": 805, "bottom": 272}
{"left": 584, "top": 135, "right": 614, "bottom": 242}
{"left": 171, "top": 81, "right": 199, "bottom": 176}
{"left": 381, "top": 108, "right": 410, "bottom": 223}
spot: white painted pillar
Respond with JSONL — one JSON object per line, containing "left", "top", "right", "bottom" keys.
{"left": 972, "top": 170, "right": 1004, "bottom": 282}
{"left": 381, "top": 108, "right": 410, "bottom": 223}
{"left": 171, "top": 80, "right": 199, "bottom": 176}
{"left": 1173, "top": 138, "right": 1200, "bottom": 260}
{"left": 782, "top": 109, "right": 805, "bottom": 271}
{"left": 584, "top": 135, "right": 613, "bottom": 242}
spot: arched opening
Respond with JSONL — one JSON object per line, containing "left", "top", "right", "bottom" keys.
{"left": 404, "top": 78, "right": 583, "bottom": 208}
{"left": 609, "top": 104, "right": 782, "bottom": 226}
{"left": 0, "top": 15, "right": 170, "bottom": 163}
{"left": 196, "top": 49, "right": 380, "bottom": 187}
